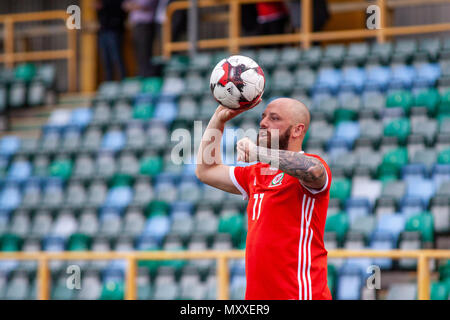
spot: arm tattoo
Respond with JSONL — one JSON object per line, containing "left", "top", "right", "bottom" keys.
{"left": 255, "top": 146, "right": 326, "bottom": 187}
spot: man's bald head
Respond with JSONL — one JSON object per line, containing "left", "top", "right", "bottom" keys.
{"left": 258, "top": 97, "right": 311, "bottom": 152}
{"left": 266, "top": 97, "right": 311, "bottom": 135}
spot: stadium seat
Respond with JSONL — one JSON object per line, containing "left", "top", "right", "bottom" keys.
{"left": 330, "top": 178, "right": 351, "bottom": 201}
{"left": 384, "top": 118, "right": 410, "bottom": 144}
{"left": 336, "top": 265, "right": 363, "bottom": 300}
{"left": 386, "top": 283, "right": 417, "bottom": 300}
{"left": 430, "top": 281, "right": 450, "bottom": 300}
{"left": 405, "top": 212, "right": 434, "bottom": 242}
{"left": 376, "top": 213, "right": 405, "bottom": 241}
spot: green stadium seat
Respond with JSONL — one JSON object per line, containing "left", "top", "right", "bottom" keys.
{"left": 1, "top": 233, "right": 22, "bottom": 251}
{"left": 330, "top": 178, "right": 351, "bottom": 201}
{"left": 327, "top": 264, "right": 336, "bottom": 298}
{"left": 386, "top": 91, "right": 414, "bottom": 113}
{"left": 141, "top": 77, "right": 162, "bottom": 94}
{"left": 378, "top": 148, "right": 408, "bottom": 179}
{"left": 100, "top": 280, "right": 124, "bottom": 300}
{"left": 146, "top": 200, "right": 169, "bottom": 217}
{"left": 218, "top": 212, "right": 244, "bottom": 246}
{"left": 15, "top": 63, "right": 36, "bottom": 81}
{"left": 110, "top": 173, "right": 134, "bottom": 187}
{"left": 49, "top": 158, "right": 73, "bottom": 180}
{"left": 325, "top": 212, "right": 349, "bottom": 244}
{"left": 430, "top": 281, "right": 449, "bottom": 300}
{"left": 438, "top": 148, "right": 450, "bottom": 164}
{"left": 132, "top": 102, "right": 153, "bottom": 120}
{"left": 384, "top": 118, "right": 410, "bottom": 145}
{"left": 139, "top": 155, "right": 163, "bottom": 176}
{"left": 405, "top": 212, "right": 434, "bottom": 242}
{"left": 414, "top": 89, "right": 440, "bottom": 115}
{"left": 438, "top": 90, "right": 450, "bottom": 116}
{"left": 68, "top": 233, "right": 91, "bottom": 251}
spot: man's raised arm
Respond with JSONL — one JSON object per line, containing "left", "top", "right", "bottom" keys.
{"left": 195, "top": 105, "right": 247, "bottom": 195}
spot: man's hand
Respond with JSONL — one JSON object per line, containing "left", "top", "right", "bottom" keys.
{"left": 214, "top": 97, "right": 262, "bottom": 123}
{"left": 237, "top": 137, "right": 258, "bottom": 163}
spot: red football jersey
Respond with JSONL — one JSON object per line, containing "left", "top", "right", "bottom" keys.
{"left": 229, "top": 152, "right": 332, "bottom": 300}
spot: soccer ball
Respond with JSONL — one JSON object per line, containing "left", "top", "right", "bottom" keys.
{"left": 209, "top": 55, "right": 265, "bottom": 109}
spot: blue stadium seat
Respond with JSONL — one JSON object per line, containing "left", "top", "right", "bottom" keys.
{"left": 400, "top": 196, "right": 427, "bottom": 220}
{"left": 101, "top": 129, "right": 125, "bottom": 152}
{"left": 0, "top": 136, "right": 20, "bottom": 157}
{"left": 365, "top": 66, "right": 391, "bottom": 91}
{"left": 136, "top": 234, "right": 159, "bottom": 250}
{"left": 70, "top": 108, "right": 92, "bottom": 128}
{"left": 389, "top": 65, "right": 415, "bottom": 89}
{"left": 336, "top": 265, "right": 363, "bottom": 300}
{"left": 406, "top": 178, "right": 435, "bottom": 204}
{"left": 370, "top": 231, "right": 395, "bottom": 269}
{"left": 43, "top": 235, "right": 66, "bottom": 251}
{"left": 104, "top": 186, "right": 133, "bottom": 209}
{"left": 326, "top": 137, "right": 351, "bottom": 157}
{"left": 334, "top": 121, "right": 360, "bottom": 145}
{"left": 143, "top": 213, "right": 170, "bottom": 244}
{"left": 340, "top": 67, "right": 366, "bottom": 92}
{"left": 102, "top": 266, "right": 124, "bottom": 283}
{"left": 170, "top": 201, "right": 194, "bottom": 216}
{"left": 0, "top": 183, "right": 21, "bottom": 211}
{"left": 376, "top": 213, "right": 405, "bottom": 241}
{"left": 401, "top": 164, "right": 427, "bottom": 182}
{"left": 345, "top": 198, "right": 371, "bottom": 224}
{"left": 7, "top": 160, "right": 31, "bottom": 182}
{"left": 314, "top": 68, "right": 342, "bottom": 94}
{"left": 413, "top": 63, "right": 441, "bottom": 88}
{"left": 154, "top": 97, "right": 177, "bottom": 124}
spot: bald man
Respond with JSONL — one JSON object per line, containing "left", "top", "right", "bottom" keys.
{"left": 196, "top": 98, "right": 332, "bottom": 300}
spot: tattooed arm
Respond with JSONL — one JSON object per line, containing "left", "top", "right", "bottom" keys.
{"left": 237, "top": 137, "right": 327, "bottom": 190}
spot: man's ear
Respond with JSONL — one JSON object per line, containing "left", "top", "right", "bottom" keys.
{"left": 292, "top": 123, "right": 305, "bottom": 138}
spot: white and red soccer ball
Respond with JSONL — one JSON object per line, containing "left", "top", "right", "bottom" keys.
{"left": 210, "top": 55, "right": 265, "bottom": 109}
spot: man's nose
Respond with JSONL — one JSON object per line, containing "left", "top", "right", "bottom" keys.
{"left": 259, "top": 118, "right": 268, "bottom": 129}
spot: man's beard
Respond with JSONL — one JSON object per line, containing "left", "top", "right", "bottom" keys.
{"left": 257, "top": 126, "right": 292, "bottom": 151}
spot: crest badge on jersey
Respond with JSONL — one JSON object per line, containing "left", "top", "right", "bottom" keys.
{"left": 269, "top": 172, "right": 284, "bottom": 187}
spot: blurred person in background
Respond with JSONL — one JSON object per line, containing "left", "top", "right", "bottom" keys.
{"left": 96, "top": 0, "right": 127, "bottom": 81}
{"left": 123, "top": 0, "right": 160, "bottom": 77}
{"left": 256, "top": 1, "right": 289, "bottom": 36}
{"left": 284, "top": 0, "right": 329, "bottom": 33}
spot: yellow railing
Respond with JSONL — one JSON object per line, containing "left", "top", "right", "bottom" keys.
{"left": 0, "top": 249, "right": 449, "bottom": 300}
{"left": 0, "top": 10, "right": 77, "bottom": 92}
{"left": 162, "top": 0, "right": 450, "bottom": 58}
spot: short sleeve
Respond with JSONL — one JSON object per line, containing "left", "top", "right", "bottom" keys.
{"left": 300, "top": 155, "right": 332, "bottom": 196}
{"left": 229, "top": 165, "right": 251, "bottom": 200}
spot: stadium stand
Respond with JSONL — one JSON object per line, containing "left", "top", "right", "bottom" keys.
{"left": 0, "top": 37, "right": 449, "bottom": 300}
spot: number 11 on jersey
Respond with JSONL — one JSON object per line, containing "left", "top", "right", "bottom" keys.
{"left": 252, "top": 193, "right": 265, "bottom": 221}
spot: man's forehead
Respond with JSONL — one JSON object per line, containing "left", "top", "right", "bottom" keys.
{"left": 263, "top": 99, "right": 291, "bottom": 116}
